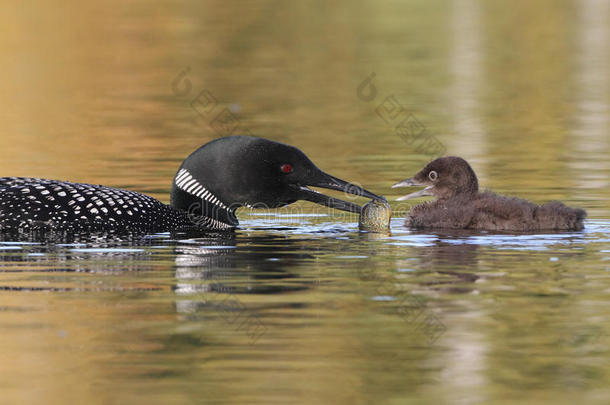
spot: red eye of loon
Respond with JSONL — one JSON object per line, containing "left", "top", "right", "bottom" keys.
{"left": 280, "top": 164, "right": 293, "bottom": 174}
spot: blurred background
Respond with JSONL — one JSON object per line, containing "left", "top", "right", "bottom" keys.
{"left": 1, "top": 0, "right": 608, "bottom": 216}
{"left": 0, "top": 1, "right": 609, "bottom": 404}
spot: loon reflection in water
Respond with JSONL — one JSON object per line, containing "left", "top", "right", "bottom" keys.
{"left": 0, "top": 136, "right": 380, "bottom": 234}
{"left": 393, "top": 156, "right": 586, "bottom": 231}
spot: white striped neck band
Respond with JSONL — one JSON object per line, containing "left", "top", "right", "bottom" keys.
{"left": 174, "top": 168, "right": 228, "bottom": 210}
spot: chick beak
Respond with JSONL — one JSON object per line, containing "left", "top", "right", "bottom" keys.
{"left": 391, "top": 178, "right": 434, "bottom": 201}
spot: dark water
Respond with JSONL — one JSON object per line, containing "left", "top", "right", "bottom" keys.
{"left": 0, "top": 218, "right": 609, "bottom": 404}
{"left": 1, "top": 0, "right": 609, "bottom": 404}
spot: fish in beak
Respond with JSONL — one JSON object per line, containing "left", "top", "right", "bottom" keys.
{"left": 296, "top": 171, "right": 383, "bottom": 214}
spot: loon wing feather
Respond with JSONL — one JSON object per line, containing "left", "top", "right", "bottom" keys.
{"left": 0, "top": 177, "right": 201, "bottom": 232}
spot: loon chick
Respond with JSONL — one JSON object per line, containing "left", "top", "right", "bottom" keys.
{"left": 0, "top": 136, "right": 380, "bottom": 233}
{"left": 392, "top": 156, "right": 586, "bottom": 231}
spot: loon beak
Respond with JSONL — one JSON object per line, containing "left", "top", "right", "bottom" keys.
{"left": 297, "top": 171, "right": 382, "bottom": 214}
{"left": 392, "top": 178, "right": 434, "bottom": 201}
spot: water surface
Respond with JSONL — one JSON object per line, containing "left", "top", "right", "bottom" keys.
{"left": 1, "top": 0, "right": 609, "bottom": 404}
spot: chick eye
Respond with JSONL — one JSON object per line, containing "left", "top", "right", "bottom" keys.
{"left": 280, "top": 163, "right": 293, "bottom": 174}
{"left": 428, "top": 170, "right": 438, "bottom": 181}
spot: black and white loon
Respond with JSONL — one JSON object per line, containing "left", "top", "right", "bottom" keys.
{"left": 0, "top": 136, "right": 381, "bottom": 233}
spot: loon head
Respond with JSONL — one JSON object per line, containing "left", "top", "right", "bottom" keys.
{"left": 170, "top": 136, "right": 381, "bottom": 227}
{"left": 392, "top": 156, "right": 479, "bottom": 201}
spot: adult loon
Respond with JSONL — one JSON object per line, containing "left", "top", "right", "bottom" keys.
{"left": 0, "top": 136, "right": 381, "bottom": 233}
{"left": 392, "top": 156, "right": 586, "bottom": 231}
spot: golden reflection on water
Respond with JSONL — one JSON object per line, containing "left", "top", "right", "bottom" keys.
{"left": 0, "top": 1, "right": 609, "bottom": 404}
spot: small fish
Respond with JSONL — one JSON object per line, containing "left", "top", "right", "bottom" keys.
{"left": 359, "top": 198, "right": 392, "bottom": 232}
